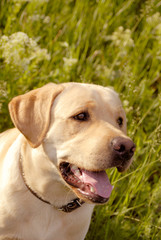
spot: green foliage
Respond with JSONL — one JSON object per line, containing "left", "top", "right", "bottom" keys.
{"left": 0, "top": 0, "right": 161, "bottom": 239}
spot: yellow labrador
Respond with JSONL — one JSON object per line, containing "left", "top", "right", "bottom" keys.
{"left": 0, "top": 83, "right": 135, "bottom": 240}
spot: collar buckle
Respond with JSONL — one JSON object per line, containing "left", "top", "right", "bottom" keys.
{"left": 58, "top": 198, "right": 85, "bottom": 213}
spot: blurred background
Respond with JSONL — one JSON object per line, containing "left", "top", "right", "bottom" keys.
{"left": 0, "top": 0, "right": 161, "bottom": 239}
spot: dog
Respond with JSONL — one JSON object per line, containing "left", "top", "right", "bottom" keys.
{"left": 0, "top": 82, "right": 135, "bottom": 240}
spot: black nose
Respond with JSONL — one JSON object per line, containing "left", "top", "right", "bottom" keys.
{"left": 111, "top": 137, "right": 136, "bottom": 161}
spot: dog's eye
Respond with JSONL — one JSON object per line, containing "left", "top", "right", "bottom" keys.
{"left": 73, "top": 112, "right": 89, "bottom": 121}
{"left": 117, "top": 117, "right": 123, "bottom": 127}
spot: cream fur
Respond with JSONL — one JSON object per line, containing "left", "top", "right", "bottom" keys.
{"left": 0, "top": 82, "right": 133, "bottom": 240}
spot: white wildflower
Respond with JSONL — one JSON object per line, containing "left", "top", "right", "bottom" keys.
{"left": 43, "top": 16, "right": 51, "bottom": 24}
{"left": 156, "top": 23, "right": 161, "bottom": 35}
{"left": 123, "top": 100, "right": 129, "bottom": 107}
{"left": 63, "top": 57, "right": 78, "bottom": 73}
{"left": 63, "top": 57, "right": 78, "bottom": 67}
{"left": 0, "top": 32, "right": 50, "bottom": 70}
{"left": 60, "top": 42, "right": 69, "bottom": 48}
{"left": 146, "top": 12, "right": 161, "bottom": 38}
{"left": 111, "top": 26, "right": 134, "bottom": 48}
{"left": 0, "top": 81, "right": 7, "bottom": 100}
{"left": 146, "top": 12, "right": 161, "bottom": 26}
{"left": 28, "top": 14, "right": 50, "bottom": 24}
{"left": 28, "top": 14, "right": 42, "bottom": 22}
{"left": 146, "top": 12, "right": 161, "bottom": 57}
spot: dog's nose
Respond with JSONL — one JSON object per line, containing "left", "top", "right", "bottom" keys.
{"left": 111, "top": 137, "right": 136, "bottom": 161}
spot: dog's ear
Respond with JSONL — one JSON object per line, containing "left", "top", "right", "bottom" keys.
{"left": 9, "top": 83, "right": 64, "bottom": 148}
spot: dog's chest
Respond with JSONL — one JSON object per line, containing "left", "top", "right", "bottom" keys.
{"left": 18, "top": 204, "right": 93, "bottom": 240}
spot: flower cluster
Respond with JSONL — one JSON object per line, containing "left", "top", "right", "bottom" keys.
{"left": 146, "top": 12, "right": 161, "bottom": 27}
{"left": 63, "top": 57, "right": 78, "bottom": 67}
{"left": 147, "top": 12, "right": 161, "bottom": 38}
{"left": 28, "top": 14, "right": 50, "bottom": 24}
{"left": 63, "top": 57, "right": 78, "bottom": 73}
{"left": 0, "top": 32, "right": 50, "bottom": 71}
{"left": 146, "top": 12, "right": 161, "bottom": 57}
{"left": 111, "top": 26, "right": 134, "bottom": 48}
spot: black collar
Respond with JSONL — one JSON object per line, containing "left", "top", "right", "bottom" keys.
{"left": 19, "top": 155, "right": 84, "bottom": 213}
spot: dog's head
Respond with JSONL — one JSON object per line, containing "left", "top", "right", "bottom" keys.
{"left": 9, "top": 82, "right": 135, "bottom": 204}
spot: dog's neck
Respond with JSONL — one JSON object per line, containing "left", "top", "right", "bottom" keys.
{"left": 20, "top": 142, "right": 84, "bottom": 212}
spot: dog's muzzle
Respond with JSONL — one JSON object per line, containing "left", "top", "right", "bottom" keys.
{"left": 59, "top": 137, "right": 135, "bottom": 204}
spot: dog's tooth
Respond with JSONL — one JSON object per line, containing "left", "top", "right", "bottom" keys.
{"left": 75, "top": 169, "right": 81, "bottom": 176}
{"left": 71, "top": 165, "right": 79, "bottom": 172}
{"left": 71, "top": 165, "right": 78, "bottom": 171}
{"left": 90, "top": 186, "right": 95, "bottom": 193}
{"left": 71, "top": 165, "right": 82, "bottom": 177}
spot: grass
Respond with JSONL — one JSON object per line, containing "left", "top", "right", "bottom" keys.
{"left": 0, "top": 0, "right": 161, "bottom": 239}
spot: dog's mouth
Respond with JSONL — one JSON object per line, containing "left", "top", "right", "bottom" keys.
{"left": 59, "top": 162, "right": 113, "bottom": 204}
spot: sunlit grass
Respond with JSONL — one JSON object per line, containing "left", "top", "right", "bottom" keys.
{"left": 0, "top": 0, "right": 161, "bottom": 239}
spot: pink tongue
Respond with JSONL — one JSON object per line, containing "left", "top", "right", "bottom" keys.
{"left": 81, "top": 170, "right": 113, "bottom": 198}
